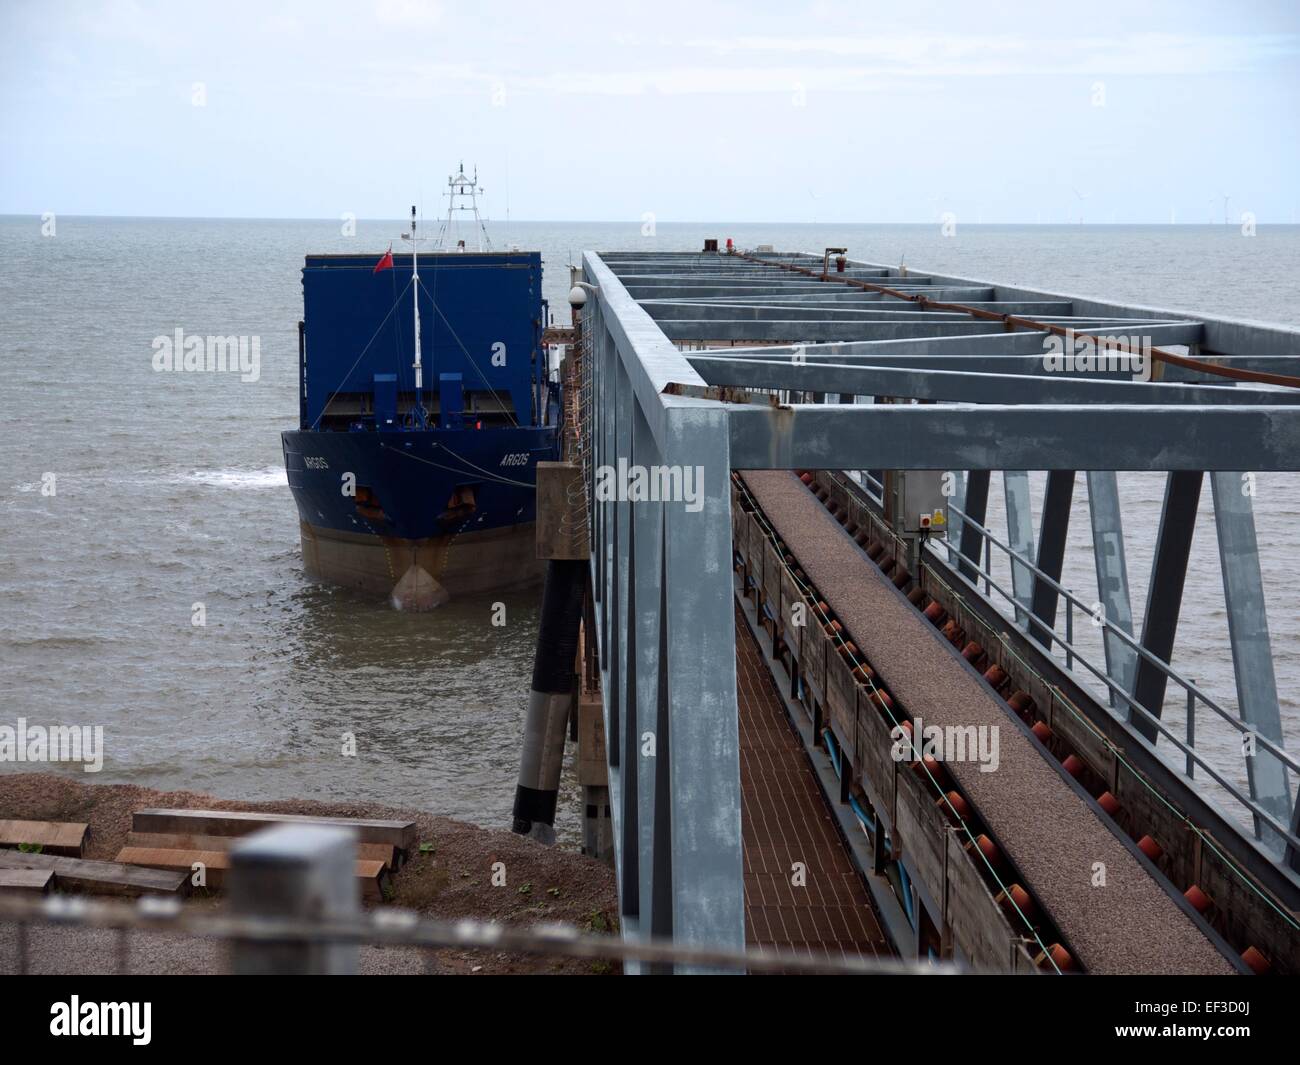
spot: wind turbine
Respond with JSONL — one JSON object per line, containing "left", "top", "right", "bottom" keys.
{"left": 1071, "top": 187, "right": 1090, "bottom": 224}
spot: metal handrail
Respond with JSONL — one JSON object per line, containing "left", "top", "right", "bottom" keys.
{"left": 834, "top": 470, "right": 1300, "bottom": 852}
{"left": 928, "top": 537, "right": 1300, "bottom": 851}
{"left": 940, "top": 499, "right": 1299, "bottom": 775}
{"left": 0, "top": 894, "right": 945, "bottom": 977}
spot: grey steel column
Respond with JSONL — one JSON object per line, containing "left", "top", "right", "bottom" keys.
{"left": 593, "top": 302, "right": 606, "bottom": 611}
{"left": 1003, "top": 470, "right": 1035, "bottom": 629}
{"left": 651, "top": 525, "right": 675, "bottom": 954}
{"left": 632, "top": 404, "right": 665, "bottom": 935}
{"left": 1210, "top": 472, "right": 1292, "bottom": 855}
{"left": 1293, "top": 788, "right": 1300, "bottom": 874}
{"left": 662, "top": 404, "right": 744, "bottom": 966}
{"left": 948, "top": 470, "right": 966, "bottom": 550}
{"left": 1086, "top": 470, "right": 1137, "bottom": 706}
{"left": 1130, "top": 471, "right": 1203, "bottom": 742}
{"left": 957, "top": 470, "right": 990, "bottom": 583}
{"left": 613, "top": 356, "right": 636, "bottom": 921}
{"left": 1028, "top": 470, "right": 1076, "bottom": 649}
{"left": 604, "top": 351, "right": 620, "bottom": 769}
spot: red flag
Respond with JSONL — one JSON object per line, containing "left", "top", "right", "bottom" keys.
{"left": 373, "top": 244, "right": 394, "bottom": 274}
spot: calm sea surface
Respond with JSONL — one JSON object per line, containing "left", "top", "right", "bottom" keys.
{"left": 2, "top": 218, "right": 1298, "bottom": 836}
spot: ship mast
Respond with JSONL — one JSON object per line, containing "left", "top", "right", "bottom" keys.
{"left": 434, "top": 162, "right": 492, "bottom": 252}
{"left": 408, "top": 204, "right": 426, "bottom": 425}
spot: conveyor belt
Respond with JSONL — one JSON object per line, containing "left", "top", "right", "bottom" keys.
{"left": 740, "top": 470, "right": 1234, "bottom": 975}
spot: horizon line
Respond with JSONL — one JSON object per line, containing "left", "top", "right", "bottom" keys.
{"left": 2, "top": 212, "right": 1294, "bottom": 227}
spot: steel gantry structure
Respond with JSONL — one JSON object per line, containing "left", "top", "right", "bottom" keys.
{"left": 574, "top": 247, "right": 1300, "bottom": 969}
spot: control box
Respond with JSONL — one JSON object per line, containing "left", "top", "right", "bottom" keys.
{"left": 899, "top": 470, "right": 948, "bottom": 535}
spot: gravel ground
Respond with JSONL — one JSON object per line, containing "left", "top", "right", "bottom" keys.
{"left": 0, "top": 773, "right": 619, "bottom": 975}
{"left": 740, "top": 470, "right": 1234, "bottom": 975}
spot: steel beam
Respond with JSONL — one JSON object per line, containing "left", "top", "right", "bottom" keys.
{"left": 664, "top": 320, "right": 1202, "bottom": 345}
{"left": 1003, "top": 471, "right": 1036, "bottom": 628}
{"left": 643, "top": 288, "right": 980, "bottom": 305}
{"left": 726, "top": 404, "right": 1300, "bottom": 472}
{"left": 1086, "top": 471, "right": 1138, "bottom": 705}
{"left": 696, "top": 349, "right": 1300, "bottom": 384}
{"left": 687, "top": 357, "right": 1299, "bottom": 405}
{"left": 613, "top": 353, "right": 636, "bottom": 921}
{"left": 644, "top": 300, "right": 1075, "bottom": 320}
{"left": 707, "top": 331, "right": 1058, "bottom": 358}
{"left": 1131, "top": 471, "right": 1204, "bottom": 742}
{"left": 816, "top": 258, "right": 1300, "bottom": 360}
{"left": 632, "top": 407, "right": 663, "bottom": 933}
{"left": 946, "top": 469, "right": 965, "bottom": 546}
{"left": 583, "top": 252, "right": 716, "bottom": 458}
{"left": 661, "top": 405, "right": 745, "bottom": 965}
{"left": 957, "top": 470, "right": 990, "bottom": 583}
{"left": 1209, "top": 472, "right": 1294, "bottom": 856}
{"left": 584, "top": 254, "right": 746, "bottom": 963}
{"left": 1028, "top": 471, "right": 1076, "bottom": 649}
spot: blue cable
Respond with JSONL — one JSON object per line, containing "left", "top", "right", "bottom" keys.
{"left": 848, "top": 794, "right": 876, "bottom": 834}
{"left": 822, "top": 729, "right": 914, "bottom": 931}
{"left": 898, "top": 862, "right": 916, "bottom": 928}
{"left": 823, "top": 729, "right": 842, "bottom": 778}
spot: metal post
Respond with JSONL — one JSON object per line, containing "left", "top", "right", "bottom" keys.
{"left": 613, "top": 355, "right": 637, "bottom": 919}
{"left": 1003, "top": 470, "right": 1035, "bottom": 629}
{"left": 229, "top": 825, "right": 359, "bottom": 975}
{"left": 1086, "top": 470, "right": 1138, "bottom": 707}
{"left": 957, "top": 470, "right": 990, "bottom": 583}
{"left": 948, "top": 470, "right": 966, "bottom": 548}
{"left": 632, "top": 401, "right": 664, "bottom": 937}
{"left": 1210, "top": 471, "right": 1292, "bottom": 855}
{"left": 661, "top": 404, "right": 745, "bottom": 968}
{"left": 1028, "top": 470, "right": 1076, "bottom": 649}
{"left": 1066, "top": 596, "right": 1074, "bottom": 670}
{"left": 1130, "top": 471, "right": 1203, "bottom": 743}
{"left": 984, "top": 534, "right": 992, "bottom": 595}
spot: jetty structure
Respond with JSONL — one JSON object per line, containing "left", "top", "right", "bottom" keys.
{"left": 517, "top": 244, "right": 1300, "bottom": 975}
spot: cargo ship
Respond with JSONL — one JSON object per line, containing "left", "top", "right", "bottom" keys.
{"left": 282, "top": 167, "right": 559, "bottom": 608}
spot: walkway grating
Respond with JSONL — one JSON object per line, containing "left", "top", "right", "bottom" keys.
{"left": 736, "top": 603, "right": 891, "bottom": 961}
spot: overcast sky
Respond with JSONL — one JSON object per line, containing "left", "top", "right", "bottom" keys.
{"left": 2, "top": 0, "right": 1297, "bottom": 222}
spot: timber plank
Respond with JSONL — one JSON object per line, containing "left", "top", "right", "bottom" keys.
{"left": 115, "top": 847, "right": 391, "bottom": 901}
{"left": 0, "top": 819, "right": 89, "bottom": 857}
{"left": 0, "top": 868, "right": 54, "bottom": 894}
{"left": 0, "top": 849, "right": 188, "bottom": 896}
{"left": 124, "top": 832, "right": 398, "bottom": 870}
{"left": 132, "top": 809, "right": 418, "bottom": 853}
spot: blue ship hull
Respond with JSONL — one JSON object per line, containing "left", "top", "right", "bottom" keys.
{"left": 282, "top": 247, "right": 559, "bottom": 608}
{"left": 283, "top": 424, "right": 558, "bottom": 607}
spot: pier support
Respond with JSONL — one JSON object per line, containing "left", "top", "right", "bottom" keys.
{"left": 631, "top": 403, "right": 665, "bottom": 938}
{"left": 1003, "top": 470, "right": 1035, "bottom": 629}
{"left": 1131, "top": 471, "right": 1203, "bottom": 742}
{"left": 957, "top": 470, "right": 990, "bottom": 583}
{"left": 657, "top": 407, "right": 744, "bottom": 966}
{"left": 1210, "top": 472, "right": 1292, "bottom": 855}
{"left": 511, "top": 559, "right": 584, "bottom": 843}
{"left": 1086, "top": 471, "right": 1138, "bottom": 705}
{"left": 947, "top": 469, "right": 965, "bottom": 549}
{"left": 1028, "top": 470, "right": 1075, "bottom": 649}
